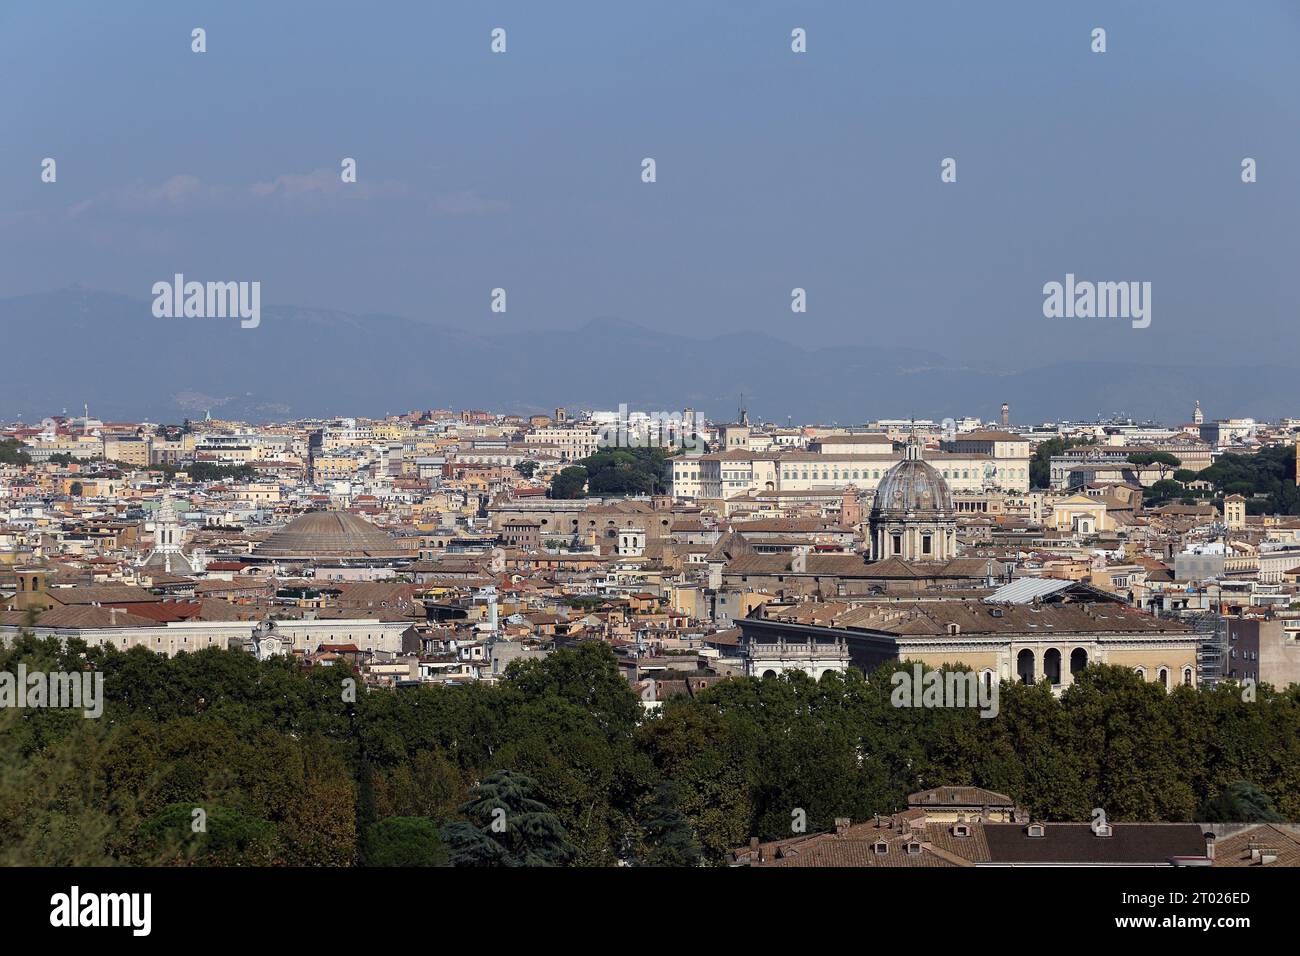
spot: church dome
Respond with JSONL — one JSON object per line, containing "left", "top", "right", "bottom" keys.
{"left": 872, "top": 444, "right": 953, "bottom": 514}
{"left": 253, "top": 510, "right": 408, "bottom": 560}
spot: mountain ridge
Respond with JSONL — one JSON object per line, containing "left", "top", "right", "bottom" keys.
{"left": 0, "top": 288, "right": 1281, "bottom": 425}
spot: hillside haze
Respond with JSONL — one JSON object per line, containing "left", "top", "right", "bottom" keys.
{"left": 0, "top": 288, "right": 1284, "bottom": 425}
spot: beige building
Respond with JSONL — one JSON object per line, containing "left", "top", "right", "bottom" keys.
{"left": 523, "top": 426, "right": 601, "bottom": 461}
{"left": 695, "top": 444, "right": 1031, "bottom": 500}
{"left": 740, "top": 597, "right": 1199, "bottom": 692}
{"left": 1050, "top": 493, "right": 1110, "bottom": 534}
{"left": 102, "top": 436, "right": 152, "bottom": 467}
{"left": 1224, "top": 494, "right": 1247, "bottom": 530}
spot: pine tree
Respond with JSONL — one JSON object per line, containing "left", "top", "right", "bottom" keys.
{"left": 441, "top": 770, "right": 575, "bottom": 867}
{"left": 639, "top": 781, "right": 704, "bottom": 867}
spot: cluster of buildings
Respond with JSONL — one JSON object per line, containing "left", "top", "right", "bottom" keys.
{"left": 2, "top": 401, "right": 1300, "bottom": 698}
{"left": 731, "top": 787, "right": 1300, "bottom": 868}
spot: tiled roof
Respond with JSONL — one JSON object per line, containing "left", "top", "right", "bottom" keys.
{"left": 909, "top": 786, "right": 1015, "bottom": 808}
{"left": 1210, "top": 824, "right": 1300, "bottom": 867}
{"left": 982, "top": 822, "right": 1205, "bottom": 864}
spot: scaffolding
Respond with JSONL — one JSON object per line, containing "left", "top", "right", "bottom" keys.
{"left": 1192, "top": 611, "right": 1228, "bottom": 688}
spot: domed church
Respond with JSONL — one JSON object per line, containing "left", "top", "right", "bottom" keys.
{"left": 869, "top": 437, "right": 957, "bottom": 563}
{"left": 249, "top": 510, "right": 411, "bottom": 565}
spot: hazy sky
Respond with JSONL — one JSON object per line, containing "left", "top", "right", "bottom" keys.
{"left": 2, "top": 0, "right": 1297, "bottom": 368}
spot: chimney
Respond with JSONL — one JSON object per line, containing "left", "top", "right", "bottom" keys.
{"left": 1204, "top": 831, "right": 1215, "bottom": 861}
{"left": 834, "top": 817, "right": 851, "bottom": 835}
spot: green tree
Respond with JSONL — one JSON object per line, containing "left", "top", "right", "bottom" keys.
{"left": 637, "top": 780, "right": 704, "bottom": 866}
{"left": 1198, "top": 780, "right": 1285, "bottom": 823}
{"left": 0, "top": 439, "right": 31, "bottom": 466}
{"left": 548, "top": 466, "right": 588, "bottom": 499}
{"left": 364, "top": 817, "right": 448, "bottom": 866}
{"left": 441, "top": 769, "right": 576, "bottom": 866}
{"left": 579, "top": 447, "right": 672, "bottom": 496}
{"left": 1029, "top": 436, "right": 1094, "bottom": 489}
{"left": 1127, "top": 451, "right": 1181, "bottom": 483}
{"left": 1196, "top": 445, "right": 1298, "bottom": 514}
{"left": 1146, "top": 478, "right": 1184, "bottom": 504}
{"left": 135, "top": 803, "right": 280, "bottom": 866}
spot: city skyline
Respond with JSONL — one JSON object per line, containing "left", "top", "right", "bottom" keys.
{"left": 2, "top": 0, "right": 1297, "bottom": 912}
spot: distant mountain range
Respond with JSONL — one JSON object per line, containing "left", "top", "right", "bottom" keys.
{"left": 0, "top": 287, "right": 1287, "bottom": 425}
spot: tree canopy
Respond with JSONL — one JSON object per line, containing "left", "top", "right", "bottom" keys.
{"left": 2, "top": 634, "right": 1296, "bottom": 867}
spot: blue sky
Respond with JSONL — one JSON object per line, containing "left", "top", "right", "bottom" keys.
{"left": 2, "top": 0, "right": 1297, "bottom": 368}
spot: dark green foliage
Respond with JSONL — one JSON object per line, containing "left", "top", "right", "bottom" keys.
{"left": 1029, "top": 436, "right": 1094, "bottom": 489}
{"left": 3, "top": 634, "right": 1298, "bottom": 867}
{"left": 1198, "top": 780, "right": 1285, "bottom": 823}
{"left": 185, "top": 462, "right": 258, "bottom": 483}
{"left": 580, "top": 447, "right": 672, "bottom": 496}
{"left": 441, "top": 770, "right": 576, "bottom": 866}
{"left": 1196, "top": 444, "right": 1299, "bottom": 514}
{"left": 1146, "top": 478, "right": 1185, "bottom": 504}
{"left": 364, "top": 816, "right": 448, "bottom": 866}
{"left": 548, "top": 466, "right": 588, "bottom": 499}
{"left": 1127, "top": 451, "right": 1181, "bottom": 481}
{"left": 637, "top": 780, "right": 704, "bottom": 866}
{"left": 0, "top": 439, "right": 31, "bottom": 466}
{"left": 135, "top": 803, "right": 280, "bottom": 865}
{"left": 49, "top": 452, "right": 90, "bottom": 466}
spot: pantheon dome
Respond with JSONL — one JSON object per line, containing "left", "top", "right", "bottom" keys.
{"left": 252, "top": 510, "right": 409, "bottom": 562}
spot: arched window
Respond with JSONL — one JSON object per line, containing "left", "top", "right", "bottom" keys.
{"left": 1017, "top": 649, "right": 1035, "bottom": 685}
{"left": 1043, "top": 648, "right": 1062, "bottom": 685}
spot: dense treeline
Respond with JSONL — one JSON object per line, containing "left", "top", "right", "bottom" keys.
{"left": 0, "top": 439, "right": 32, "bottom": 466}
{"left": 1, "top": 636, "right": 1297, "bottom": 866}
{"left": 548, "top": 447, "right": 674, "bottom": 499}
{"left": 1197, "top": 444, "right": 1299, "bottom": 514}
{"left": 1029, "top": 436, "right": 1095, "bottom": 490}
